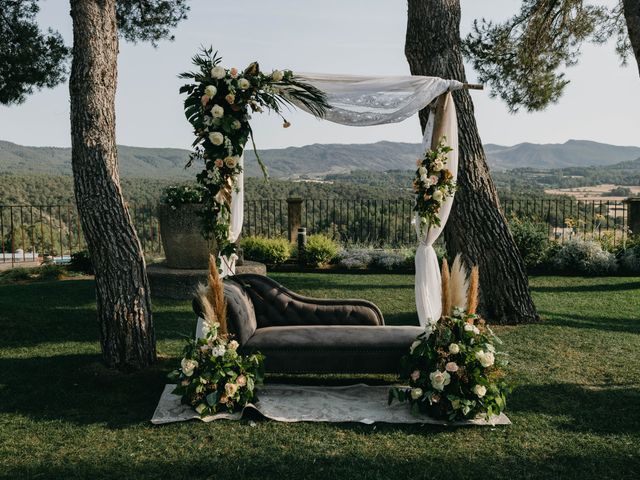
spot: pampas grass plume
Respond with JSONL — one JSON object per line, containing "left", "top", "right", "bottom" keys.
{"left": 441, "top": 257, "right": 451, "bottom": 317}
{"left": 207, "top": 254, "right": 227, "bottom": 334}
{"left": 449, "top": 254, "right": 468, "bottom": 312}
{"left": 467, "top": 265, "right": 480, "bottom": 315}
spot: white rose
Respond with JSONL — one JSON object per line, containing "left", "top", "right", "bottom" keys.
{"left": 410, "top": 339, "right": 421, "bottom": 354}
{"left": 473, "top": 384, "right": 487, "bottom": 398}
{"left": 432, "top": 190, "right": 444, "bottom": 203}
{"left": 231, "top": 119, "right": 242, "bottom": 130}
{"left": 224, "top": 156, "right": 239, "bottom": 168}
{"left": 204, "top": 85, "right": 217, "bottom": 98}
{"left": 475, "top": 351, "right": 495, "bottom": 368}
{"left": 225, "top": 383, "right": 238, "bottom": 397}
{"left": 208, "top": 132, "right": 224, "bottom": 146}
{"left": 464, "top": 323, "right": 474, "bottom": 332}
{"left": 237, "top": 78, "right": 251, "bottom": 90}
{"left": 433, "top": 160, "right": 444, "bottom": 171}
{"left": 211, "top": 345, "right": 226, "bottom": 357}
{"left": 418, "top": 166, "right": 427, "bottom": 176}
{"left": 272, "top": 70, "right": 284, "bottom": 81}
{"left": 445, "top": 361, "right": 459, "bottom": 373}
{"left": 180, "top": 358, "right": 198, "bottom": 377}
{"left": 211, "top": 66, "right": 226, "bottom": 79}
{"left": 473, "top": 326, "right": 480, "bottom": 335}
{"left": 448, "top": 343, "right": 460, "bottom": 354}
{"left": 410, "top": 388, "right": 423, "bottom": 400}
{"left": 210, "top": 104, "right": 225, "bottom": 118}
{"left": 429, "top": 370, "right": 451, "bottom": 391}
{"left": 420, "top": 174, "right": 430, "bottom": 185}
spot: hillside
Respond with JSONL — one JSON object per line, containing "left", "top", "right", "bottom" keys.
{"left": 3, "top": 139, "right": 640, "bottom": 178}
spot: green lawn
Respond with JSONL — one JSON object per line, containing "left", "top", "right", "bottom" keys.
{"left": 0, "top": 273, "right": 639, "bottom": 479}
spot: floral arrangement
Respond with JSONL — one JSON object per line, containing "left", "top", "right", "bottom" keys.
{"left": 179, "top": 48, "right": 330, "bottom": 256}
{"left": 389, "top": 256, "right": 509, "bottom": 421}
{"left": 169, "top": 255, "right": 264, "bottom": 416}
{"left": 413, "top": 139, "right": 457, "bottom": 228}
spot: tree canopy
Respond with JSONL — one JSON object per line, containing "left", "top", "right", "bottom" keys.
{"left": 463, "top": 0, "right": 636, "bottom": 112}
{"left": 0, "top": 0, "right": 189, "bottom": 106}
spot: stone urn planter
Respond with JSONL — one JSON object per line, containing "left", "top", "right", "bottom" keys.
{"left": 158, "top": 203, "right": 217, "bottom": 269}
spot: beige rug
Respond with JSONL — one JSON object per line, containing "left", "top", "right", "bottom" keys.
{"left": 151, "top": 384, "right": 511, "bottom": 426}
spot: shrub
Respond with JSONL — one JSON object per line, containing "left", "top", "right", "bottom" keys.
{"left": 0, "top": 267, "right": 32, "bottom": 284}
{"left": 552, "top": 239, "right": 618, "bottom": 274}
{"left": 37, "top": 263, "right": 66, "bottom": 281}
{"left": 303, "top": 234, "right": 339, "bottom": 267}
{"left": 240, "top": 236, "right": 290, "bottom": 265}
{"left": 337, "top": 249, "right": 372, "bottom": 269}
{"left": 508, "top": 217, "right": 550, "bottom": 269}
{"left": 619, "top": 245, "right": 640, "bottom": 273}
{"left": 69, "top": 250, "right": 94, "bottom": 274}
{"left": 371, "top": 249, "right": 411, "bottom": 270}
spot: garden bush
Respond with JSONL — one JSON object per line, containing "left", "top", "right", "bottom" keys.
{"left": 37, "top": 263, "right": 67, "bottom": 281}
{"left": 552, "top": 239, "right": 618, "bottom": 274}
{"left": 619, "top": 245, "right": 640, "bottom": 273}
{"left": 371, "top": 249, "right": 412, "bottom": 270}
{"left": 337, "top": 248, "right": 372, "bottom": 269}
{"left": 508, "top": 217, "right": 550, "bottom": 269}
{"left": 303, "top": 234, "right": 339, "bottom": 267}
{"left": 240, "top": 236, "right": 291, "bottom": 265}
{"left": 69, "top": 250, "right": 94, "bottom": 274}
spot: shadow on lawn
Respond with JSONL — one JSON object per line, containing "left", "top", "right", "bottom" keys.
{"left": 542, "top": 312, "right": 640, "bottom": 334}
{"left": 530, "top": 280, "right": 640, "bottom": 293}
{"left": 0, "top": 353, "right": 172, "bottom": 428}
{"left": 0, "top": 279, "right": 195, "bottom": 348}
{"left": 509, "top": 382, "right": 640, "bottom": 434}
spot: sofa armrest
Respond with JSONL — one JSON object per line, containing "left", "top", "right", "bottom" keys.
{"left": 191, "top": 281, "right": 258, "bottom": 345}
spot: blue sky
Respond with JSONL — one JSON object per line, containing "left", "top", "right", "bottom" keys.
{"left": 0, "top": 0, "right": 637, "bottom": 149}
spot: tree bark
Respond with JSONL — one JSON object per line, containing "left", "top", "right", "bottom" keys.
{"left": 623, "top": 0, "right": 640, "bottom": 76}
{"left": 69, "top": 0, "right": 155, "bottom": 368}
{"left": 406, "top": 0, "right": 539, "bottom": 323}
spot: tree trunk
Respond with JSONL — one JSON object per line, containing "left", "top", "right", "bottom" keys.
{"left": 405, "top": 0, "right": 539, "bottom": 323}
{"left": 69, "top": 0, "right": 156, "bottom": 368}
{"left": 623, "top": 0, "right": 640, "bottom": 76}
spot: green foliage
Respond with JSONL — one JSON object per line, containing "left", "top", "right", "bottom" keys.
{"left": 116, "top": 0, "right": 189, "bottom": 46}
{"left": 462, "top": 0, "right": 625, "bottom": 112}
{"left": 0, "top": 0, "right": 70, "bottom": 105}
{"left": 241, "top": 236, "right": 291, "bottom": 265}
{"left": 0, "top": 267, "right": 32, "bottom": 284}
{"left": 303, "top": 234, "right": 339, "bottom": 267}
{"left": 37, "top": 263, "right": 66, "bottom": 281}
{"left": 69, "top": 250, "right": 93, "bottom": 275}
{"left": 508, "top": 216, "right": 550, "bottom": 268}
{"left": 603, "top": 186, "right": 632, "bottom": 197}
{"left": 161, "top": 184, "right": 205, "bottom": 207}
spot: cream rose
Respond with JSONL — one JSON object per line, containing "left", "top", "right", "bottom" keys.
{"left": 208, "top": 132, "right": 224, "bottom": 146}
{"left": 231, "top": 119, "right": 242, "bottom": 130}
{"left": 225, "top": 93, "right": 235, "bottom": 104}
{"left": 210, "top": 104, "right": 224, "bottom": 118}
{"left": 429, "top": 370, "right": 451, "bottom": 391}
{"left": 237, "top": 78, "right": 250, "bottom": 90}
{"left": 433, "top": 160, "right": 444, "bottom": 171}
{"left": 473, "top": 384, "right": 487, "bottom": 398}
{"left": 236, "top": 375, "right": 247, "bottom": 387}
{"left": 228, "top": 340, "right": 239, "bottom": 350}
{"left": 410, "top": 388, "right": 423, "bottom": 400}
{"left": 432, "top": 190, "right": 444, "bottom": 203}
{"left": 448, "top": 343, "right": 460, "bottom": 354}
{"left": 224, "top": 156, "right": 239, "bottom": 168}
{"left": 204, "top": 85, "right": 217, "bottom": 98}
{"left": 445, "top": 361, "right": 459, "bottom": 373}
{"left": 211, "top": 66, "right": 226, "bottom": 79}
{"left": 180, "top": 358, "right": 198, "bottom": 377}
{"left": 272, "top": 70, "right": 284, "bottom": 81}
{"left": 418, "top": 166, "right": 427, "bottom": 176}
{"left": 475, "top": 351, "right": 495, "bottom": 368}
{"left": 225, "top": 382, "right": 238, "bottom": 397}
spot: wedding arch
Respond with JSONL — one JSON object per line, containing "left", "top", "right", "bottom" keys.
{"left": 180, "top": 52, "right": 481, "bottom": 329}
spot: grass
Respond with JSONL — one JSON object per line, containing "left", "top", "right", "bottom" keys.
{"left": 0, "top": 273, "right": 639, "bottom": 479}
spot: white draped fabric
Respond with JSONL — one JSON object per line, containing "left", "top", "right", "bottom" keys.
{"left": 219, "top": 154, "right": 244, "bottom": 277}
{"left": 226, "top": 73, "right": 463, "bottom": 328}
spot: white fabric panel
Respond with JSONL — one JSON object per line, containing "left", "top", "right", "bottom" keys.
{"left": 414, "top": 93, "right": 459, "bottom": 327}
{"left": 295, "top": 73, "right": 462, "bottom": 126}
{"left": 219, "top": 154, "right": 243, "bottom": 277}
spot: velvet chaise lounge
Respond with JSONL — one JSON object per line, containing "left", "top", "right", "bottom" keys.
{"left": 193, "top": 274, "right": 422, "bottom": 374}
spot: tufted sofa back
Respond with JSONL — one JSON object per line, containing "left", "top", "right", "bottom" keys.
{"left": 230, "top": 274, "right": 384, "bottom": 328}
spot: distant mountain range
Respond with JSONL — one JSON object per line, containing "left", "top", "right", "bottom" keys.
{"left": 1, "top": 139, "right": 639, "bottom": 179}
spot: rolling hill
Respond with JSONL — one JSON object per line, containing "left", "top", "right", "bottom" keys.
{"left": 2, "top": 139, "right": 640, "bottom": 179}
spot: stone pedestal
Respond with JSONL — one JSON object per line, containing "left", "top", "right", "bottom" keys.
{"left": 148, "top": 261, "right": 267, "bottom": 300}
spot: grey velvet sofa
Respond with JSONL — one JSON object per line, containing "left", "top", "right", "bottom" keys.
{"left": 194, "top": 274, "right": 423, "bottom": 374}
